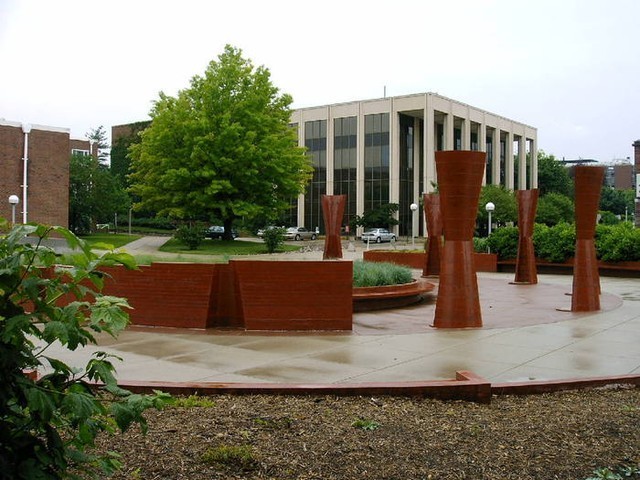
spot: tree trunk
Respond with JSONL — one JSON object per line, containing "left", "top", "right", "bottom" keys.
{"left": 223, "top": 218, "right": 235, "bottom": 241}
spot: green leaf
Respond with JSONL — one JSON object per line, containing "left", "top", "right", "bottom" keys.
{"left": 26, "top": 387, "right": 56, "bottom": 422}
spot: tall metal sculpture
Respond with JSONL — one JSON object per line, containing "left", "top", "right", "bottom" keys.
{"left": 422, "top": 193, "right": 443, "bottom": 277}
{"left": 433, "top": 151, "right": 486, "bottom": 328}
{"left": 322, "top": 194, "right": 346, "bottom": 260}
{"left": 512, "top": 189, "right": 539, "bottom": 284}
{"left": 571, "top": 166, "right": 605, "bottom": 311}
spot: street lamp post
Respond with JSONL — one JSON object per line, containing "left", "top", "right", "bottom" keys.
{"left": 8, "top": 195, "right": 19, "bottom": 225}
{"left": 485, "top": 202, "right": 495, "bottom": 253}
{"left": 410, "top": 203, "right": 418, "bottom": 249}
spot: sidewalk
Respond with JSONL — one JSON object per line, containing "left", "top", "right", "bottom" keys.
{"left": 43, "top": 235, "right": 640, "bottom": 387}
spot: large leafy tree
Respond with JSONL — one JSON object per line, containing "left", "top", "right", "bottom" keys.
{"left": 600, "top": 187, "right": 635, "bottom": 217}
{"left": 129, "top": 45, "right": 313, "bottom": 240}
{"left": 85, "top": 125, "right": 110, "bottom": 164}
{"left": 69, "top": 153, "right": 131, "bottom": 234}
{"left": 537, "top": 150, "right": 573, "bottom": 197}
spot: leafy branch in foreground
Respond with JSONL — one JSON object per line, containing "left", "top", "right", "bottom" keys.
{"left": 0, "top": 220, "right": 171, "bottom": 479}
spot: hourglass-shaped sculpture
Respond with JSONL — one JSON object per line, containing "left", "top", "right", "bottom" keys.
{"left": 322, "top": 194, "right": 346, "bottom": 260}
{"left": 571, "top": 166, "right": 605, "bottom": 312}
{"left": 433, "top": 151, "right": 486, "bottom": 328}
{"left": 422, "top": 193, "right": 443, "bottom": 277}
{"left": 512, "top": 189, "right": 539, "bottom": 284}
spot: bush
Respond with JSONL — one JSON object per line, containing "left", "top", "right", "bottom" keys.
{"left": 175, "top": 224, "right": 204, "bottom": 250}
{"left": 352, "top": 260, "right": 413, "bottom": 287}
{"left": 262, "top": 227, "right": 286, "bottom": 254}
{"left": 596, "top": 222, "right": 640, "bottom": 262}
{"left": 473, "top": 237, "right": 489, "bottom": 253}
{"left": 534, "top": 222, "right": 576, "bottom": 263}
{"left": 0, "top": 220, "right": 170, "bottom": 479}
{"left": 487, "top": 226, "right": 519, "bottom": 260}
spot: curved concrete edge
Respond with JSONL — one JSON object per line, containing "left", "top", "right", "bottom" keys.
{"left": 111, "top": 371, "right": 640, "bottom": 405}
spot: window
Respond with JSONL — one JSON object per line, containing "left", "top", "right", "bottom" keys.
{"left": 334, "top": 117, "right": 357, "bottom": 228}
{"left": 364, "top": 113, "right": 390, "bottom": 212}
{"left": 304, "top": 120, "right": 327, "bottom": 232}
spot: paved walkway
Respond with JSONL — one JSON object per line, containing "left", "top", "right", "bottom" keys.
{"left": 46, "top": 236, "right": 640, "bottom": 386}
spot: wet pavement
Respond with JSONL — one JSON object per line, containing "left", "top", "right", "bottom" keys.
{"left": 43, "top": 236, "right": 640, "bottom": 386}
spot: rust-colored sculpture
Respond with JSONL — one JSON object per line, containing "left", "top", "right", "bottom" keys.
{"left": 433, "top": 151, "right": 486, "bottom": 328}
{"left": 422, "top": 193, "right": 443, "bottom": 277}
{"left": 512, "top": 189, "right": 539, "bottom": 284}
{"left": 571, "top": 166, "right": 605, "bottom": 312}
{"left": 322, "top": 194, "right": 346, "bottom": 260}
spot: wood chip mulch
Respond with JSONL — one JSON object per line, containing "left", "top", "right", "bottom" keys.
{"left": 98, "top": 386, "right": 639, "bottom": 480}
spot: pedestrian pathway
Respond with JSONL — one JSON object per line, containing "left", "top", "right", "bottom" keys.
{"left": 45, "top": 234, "right": 640, "bottom": 387}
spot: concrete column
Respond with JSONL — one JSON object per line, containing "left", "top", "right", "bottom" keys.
{"left": 518, "top": 134, "right": 527, "bottom": 189}
{"left": 634, "top": 140, "right": 640, "bottom": 227}
{"left": 505, "top": 130, "right": 514, "bottom": 190}
{"left": 356, "top": 105, "right": 365, "bottom": 225}
{"left": 462, "top": 117, "right": 471, "bottom": 150}
{"left": 390, "top": 108, "right": 400, "bottom": 207}
{"left": 530, "top": 138, "right": 538, "bottom": 188}
{"left": 444, "top": 113, "right": 454, "bottom": 150}
{"left": 326, "top": 108, "right": 334, "bottom": 194}
{"left": 425, "top": 95, "right": 436, "bottom": 190}
{"left": 479, "top": 122, "right": 487, "bottom": 185}
{"left": 492, "top": 128, "right": 500, "bottom": 186}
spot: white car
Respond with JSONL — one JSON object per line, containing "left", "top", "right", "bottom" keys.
{"left": 362, "top": 228, "right": 396, "bottom": 243}
{"left": 284, "top": 227, "right": 317, "bottom": 241}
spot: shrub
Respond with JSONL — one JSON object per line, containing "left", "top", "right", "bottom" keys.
{"left": 0, "top": 220, "right": 170, "bottom": 479}
{"left": 131, "top": 216, "right": 175, "bottom": 230}
{"left": 175, "top": 224, "right": 204, "bottom": 250}
{"left": 486, "top": 226, "right": 519, "bottom": 259}
{"left": 596, "top": 222, "right": 640, "bottom": 262}
{"left": 473, "top": 237, "right": 489, "bottom": 253}
{"left": 534, "top": 222, "right": 576, "bottom": 263}
{"left": 262, "top": 227, "right": 286, "bottom": 254}
{"left": 352, "top": 260, "right": 413, "bottom": 287}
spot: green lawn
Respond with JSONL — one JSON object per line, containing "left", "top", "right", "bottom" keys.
{"left": 79, "top": 233, "right": 142, "bottom": 249}
{"left": 159, "top": 238, "right": 302, "bottom": 255}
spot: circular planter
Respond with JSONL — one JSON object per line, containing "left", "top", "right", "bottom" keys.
{"left": 352, "top": 278, "right": 435, "bottom": 312}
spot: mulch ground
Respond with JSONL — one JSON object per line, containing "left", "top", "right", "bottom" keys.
{"left": 99, "top": 386, "right": 639, "bottom": 480}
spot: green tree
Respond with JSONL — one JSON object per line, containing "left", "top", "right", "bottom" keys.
{"left": 599, "top": 187, "right": 634, "bottom": 217}
{"left": 110, "top": 121, "right": 151, "bottom": 188}
{"left": 129, "top": 45, "right": 313, "bottom": 241}
{"left": 69, "top": 153, "right": 131, "bottom": 234}
{"left": 477, "top": 184, "right": 517, "bottom": 235}
{"left": 536, "top": 192, "right": 575, "bottom": 225}
{"left": 85, "top": 125, "right": 110, "bottom": 164}
{"left": 0, "top": 220, "right": 170, "bottom": 479}
{"left": 537, "top": 150, "right": 573, "bottom": 197}
{"left": 350, "top": 203, "right": 399, "bottom": 230}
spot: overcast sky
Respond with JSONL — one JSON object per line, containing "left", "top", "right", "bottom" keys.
{"left": 1, "top": 0, "right": 638, "bottom": 162}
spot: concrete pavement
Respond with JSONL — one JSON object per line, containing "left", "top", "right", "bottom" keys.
{"left": 43, "top": 236, "right": 640, "bottom": 387}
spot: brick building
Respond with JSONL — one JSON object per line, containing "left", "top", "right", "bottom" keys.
{"left": 0, "top": 119, "right": 91, "bottom": 227}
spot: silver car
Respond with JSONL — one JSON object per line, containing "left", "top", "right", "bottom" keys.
{"left": 362, "top": 228, "right": 396, "bottom": 243}
{"left": 284, "top": 227, "right": 317, "bottom": 241}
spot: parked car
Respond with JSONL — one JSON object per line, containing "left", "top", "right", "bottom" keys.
{"left": 284, "top": 226, "right": 317, "bottom": 241}
{"left": 205, "top": 225, "right": 238, "bottom": 240}
{"left": 361, "top": 228, "right": 396, "bottom": 243}
{"left": 257, "top": 225, "right": 283, "bottom": 238}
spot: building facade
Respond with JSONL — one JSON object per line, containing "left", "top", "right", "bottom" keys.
{"left": 290, "top": 93, "right": 538, "bottom": 236}
{"left": 0, "top": 119, "right": 91, "bottom": 228}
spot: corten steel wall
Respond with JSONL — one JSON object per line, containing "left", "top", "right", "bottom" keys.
{"left": 0, "top": 123, "right": 69, "bottom": 227}
{"left": 433, "top": 151, "right": 486, "bottom": 328}
{"left": 513, "top": 189, "right": 539, "bottom": 284}
{"left": 102, "top": 263, "right": 219, "bottom": 329}
{"left": 322, "top": 194, "right": 346, "bottom": 260}
{"left": 422, "top": 193, "right": 442, "bottom": 276}
{"left": 232, "top": 260, "right": 353, "bottom": 331}
{"left": 571, "top": 166, "right": 605, "bottom": 312}
{"left": 100, "top": 261, "right": 353, "bottom": 331}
